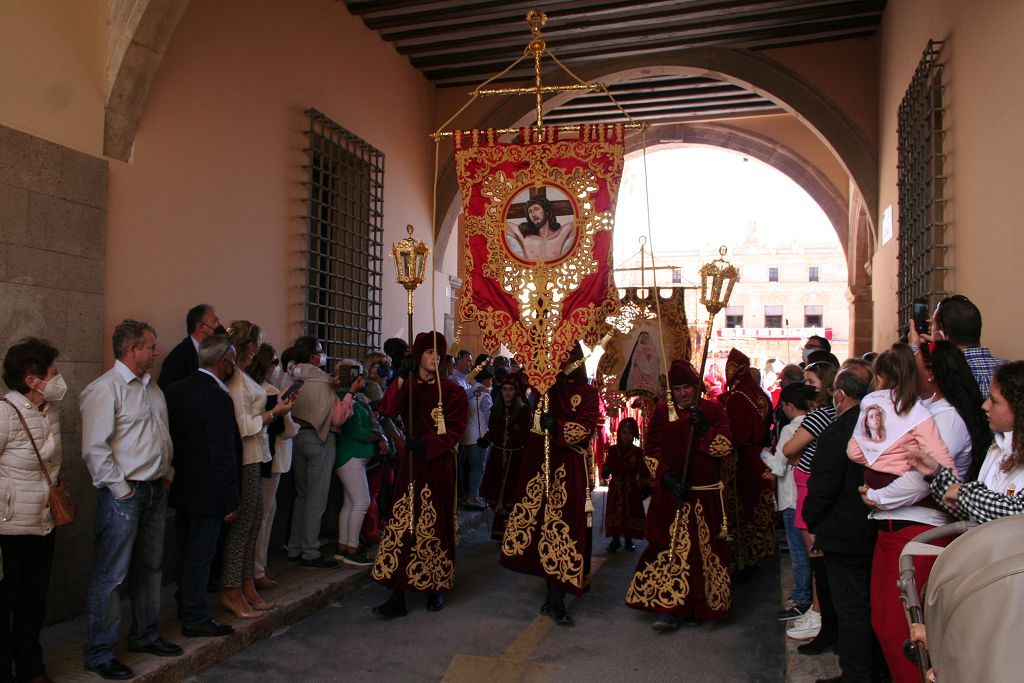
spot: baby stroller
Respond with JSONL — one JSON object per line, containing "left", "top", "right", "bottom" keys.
{"left": 898, "top": 515, "right": 1024, "bottom": 682}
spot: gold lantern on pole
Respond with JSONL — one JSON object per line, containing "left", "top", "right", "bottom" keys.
{"left": 696, "top": 245, "right": 739, "bottom": 383}
{"left": 391, "top": 224, "right": 431, "bottom": 346}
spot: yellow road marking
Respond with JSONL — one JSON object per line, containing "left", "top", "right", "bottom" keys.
{"left": 441, "top": 555, "right": 609, "bottom": 682}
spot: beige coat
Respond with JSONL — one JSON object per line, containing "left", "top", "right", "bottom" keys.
{"left": 0, "top": 391, "right": 62, "bottom": 536}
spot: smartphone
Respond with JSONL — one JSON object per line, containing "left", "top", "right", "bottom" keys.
{"left": 347, "top": 367, "right": 363, "bottom": 384}
{"left": 912, "top": 297, "right": 929, "bottom": 335}
{"left": 281, "top": 379, "right": 305, "bottom": 401}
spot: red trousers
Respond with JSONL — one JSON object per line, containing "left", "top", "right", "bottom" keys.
{"left": 360, "top": 462, "right": 389, "bottom": 542}
{"left": 871, "top": 524, "right": 949, "bottom": 683}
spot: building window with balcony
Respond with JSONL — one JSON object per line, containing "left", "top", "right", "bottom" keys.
{"left": 809, "top": 266, "right": 819, "bottom": 282}
{"left": 725, "top": 306, "right": 744, "bottom": 328}
{"left": 764, "top": 305, "right": 783, "bottom": 328}
{"left": 804, "top": 305, "right": 824, "bottom": 328}
{"left": 768, "top": 267, "right": 779, "bottom": 282}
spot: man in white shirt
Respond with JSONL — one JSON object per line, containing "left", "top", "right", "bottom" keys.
{"left": 450, "top": 349, "right": 473, "bottom": 390}
{"left": 81, "top": 320, "right": 180, "bottom": 679}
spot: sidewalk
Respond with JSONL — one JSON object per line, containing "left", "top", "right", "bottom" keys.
{"left": 779, "top": 551, "right": 842, "bottom": 683}
{"left": 41, "top": 509, "right": 489, "bottom": 682}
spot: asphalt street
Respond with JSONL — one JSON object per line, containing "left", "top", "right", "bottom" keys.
{"left": 195, "top": 503, "right": 785, "bottom": 683}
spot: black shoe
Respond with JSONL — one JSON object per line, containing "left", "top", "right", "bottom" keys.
{"left": 540, "top": 600, "right": 551, "bottom": 616}
{"left": 426, "top": 592, "right": 445, "bottom": 612}
{"left": 85, "top": 659, "right": 133, "bottom": 680}
{"left": 300, "top": 554, "right": 338, "bottom": 569}
{"left": 607, "top": 537, "right": 621, "bottom": 552}
{"left": 126, "top": 636, "right": 183, "bottom": 657}
{"left": 797, "top": 637, "right": 838, "bottom": 655}
{"left": 548, "top": 599, "right": 572, "bottom": 626}
{"left": 286, "top": 554, "right": 301, "bottom": 563}
{"left": 181, "top": 618, "right": 234, "bottom": 638}
{"left": 815, "top": 677, "right": 843, "bottom": 683}
{"left": 624, "top": 540, "right": 636, "bottom": 552}
{"left": 777, "top": 603, "right": 811, "bottom": 621}
{"left": 373, "top": 591, "right": 407, "bottom": 619}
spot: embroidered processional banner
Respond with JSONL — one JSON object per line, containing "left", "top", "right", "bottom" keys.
{"left": 454, "top": 125, "right": 625, "bottom": 395}
{"left": 597, "top": 287, "right": 691, "bottom": 402}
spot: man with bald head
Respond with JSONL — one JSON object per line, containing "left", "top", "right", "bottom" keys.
{"left": 803, "top": 364, "right": 882, "bottom": 682}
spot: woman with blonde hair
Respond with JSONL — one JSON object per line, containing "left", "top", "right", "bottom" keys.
{"left": 221, "top": 321, "right": 294, "bottom": 618}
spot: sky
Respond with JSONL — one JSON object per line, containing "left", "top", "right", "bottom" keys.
{"left": 612, "top": 145, "right": 838, "bottom": 267}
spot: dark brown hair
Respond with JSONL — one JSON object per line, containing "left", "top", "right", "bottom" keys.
{"left": 2, "top": 338, "right": 59, "bottom": 394}
{"left": 992, "top": 362, "right": 1024, "bottom": 473}
{"left": 804, "top": 361, "right": 838, "bottom": 410}
{"left": 872, "top": 343, "right": 919, "bottom": 416}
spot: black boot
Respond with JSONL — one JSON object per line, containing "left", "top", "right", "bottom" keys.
{"left": 624, "top": 537, "right": 636, "bottom": 552}
{"left": 607, "top": 537, "right": 621, "bottom": 552}
{"left": 373, "top": 589, "right": 407, "bottom": 618}
{"left": 426, "top": 591, "right": 445, "bottom": 612}
{"left": 546, "top": 585, "right": 572, "bottom": 626}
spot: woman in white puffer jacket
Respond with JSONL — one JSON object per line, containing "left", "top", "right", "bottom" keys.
{"left": 0, "top": 337, "right": 64, "bottom": 683}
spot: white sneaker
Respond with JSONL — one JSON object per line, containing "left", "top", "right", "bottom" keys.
{"left": 786, "top": 609, "right": 821, "bottom": 641}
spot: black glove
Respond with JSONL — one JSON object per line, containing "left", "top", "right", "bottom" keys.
{"left": 477, "top": 437, "right": 490, "bottom": 449}
{"left": 407, "top": 434, "right": 426, "bottom": 456}
{"left": 539, "top": 412, "right": 555, "bottom": 432}
{"left": 662, "top": 473, "right": 690, "bottom": 505}
{"left": 398, "top": 356, "right": 417, "bottom": 380}
{"left": 689, "top": 407, "right": 709, "bottom": 435}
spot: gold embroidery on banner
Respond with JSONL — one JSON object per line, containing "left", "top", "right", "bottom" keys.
{"left": 695, "top": 499, "right": 731, "bottom": 612}
{"left": 502, "top": 471, "right": 544, "bottom": 557}
{"left": 563, "top": 421, "right": 589, "bottom": 445}
{"left": 626, "top": 504, "right": 692, "bottom": 609}
{"left": 454, "top": 130, "right": 624, "bottom": 396}
{"left": 538, "top": 464, "right": 584, "bottom": 588}
{"left": 371, "top": 488, "right": 412, "bottom": 582}
{"left": 406, "top": 485, "right": 455, "bottom": 591}
{"left": 708, "top": 433, "right": 732, "bottom": 457}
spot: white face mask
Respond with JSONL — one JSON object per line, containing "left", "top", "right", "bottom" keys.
{"left": 832, "top": 390, "right": 843, "bottom": 412}
{"left": 802, "top": 348, "right": 813, "bottom": 362}
{"left": 38, "top": 375, "right": 68, "bottom": 402}
{"left": 317, "top": 353, "right": 327, "bottom": 368}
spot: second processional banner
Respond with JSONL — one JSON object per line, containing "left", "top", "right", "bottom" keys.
{"left": 454, "top": 124, "right": 625, "bottom": 395}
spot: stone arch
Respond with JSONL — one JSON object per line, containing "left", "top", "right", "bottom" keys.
{"left": 435, "top": 47, "right": 877, "bottom": 254}
{"left": 104, "top": 0, "right": 191, "bottom": 160}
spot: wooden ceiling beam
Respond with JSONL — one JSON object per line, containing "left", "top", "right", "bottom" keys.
{"left": 550, "top": 92, "right": 769, "bottom": 117}
{"left": 422, "top": 19, "right": 882, "bottom": 83}
{"left": 389, "top": 0, "right": 881, "bottom": 55}
{"left": 543, "top": 102, "right": 784, "bottom": 124}
{"left": 559, "top": 85, "right": 755, "bottom": 109}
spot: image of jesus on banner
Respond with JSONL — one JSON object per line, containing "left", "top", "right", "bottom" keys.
{"left": 505, "top": 185, "right": 577, "bottom": 263}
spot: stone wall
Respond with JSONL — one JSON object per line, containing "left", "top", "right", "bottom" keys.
{"left": 0, "top": 123, "right": 108, "bottom": 624}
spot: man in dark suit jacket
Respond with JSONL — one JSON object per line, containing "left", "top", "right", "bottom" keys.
{"left": 803, "top": 363, "right": 880, "bottom": 683}
{"left": 157, "top": 304, "right": 219, "bottom": 392}
{"left": 166, "top": 334, "right": 240, "bottom": 638}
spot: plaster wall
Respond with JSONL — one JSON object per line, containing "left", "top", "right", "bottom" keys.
{"left": 104, "top": 0, "right": 438, "bottom": 367}
{"left": 0, "top": 0, "right": 106, "bottom": 156}
{"left": 875, "top": 0, "right": 1024, "bottom": 356}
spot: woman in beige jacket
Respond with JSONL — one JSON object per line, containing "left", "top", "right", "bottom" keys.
{"left": 0, "top": 337, "right": 64, "bottom": 683}
{"left": 222, "top": 322, "right": 293, "bottom": 619}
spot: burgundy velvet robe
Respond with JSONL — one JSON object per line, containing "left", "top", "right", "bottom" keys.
{"left": 499, "top": 378, "right": 599, "bottom": 596}
{"left": 720, "top": 383, "right": 776, "bottom": 570}
{"left": 603, "top": 443, "right": 647, "bottom": 539}
{"left": 479, "top": 404, "right": 531, "bottom": 541}
{"left": 370, "top": 374, "right": 467, "bottom": 593}
{"left": 626, "top": 398, "right": 734, "bottom": 619}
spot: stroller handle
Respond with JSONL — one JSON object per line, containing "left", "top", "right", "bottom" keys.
{"left": 897, "top": 521, "right": 976, "bottom": 575}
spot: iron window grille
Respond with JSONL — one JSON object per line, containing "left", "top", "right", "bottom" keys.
{"left": 303, "top": 108, "right": 384, "bottom": 364}
{"left": 897, "top": 40, "right": 947, "bottom": 335}
{"left": 805, "top": 305, "right": 824, "bottom": 328}
{"left": 764, "top": 305, "right": 783, "bottom": 328}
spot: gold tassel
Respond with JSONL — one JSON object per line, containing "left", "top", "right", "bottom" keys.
{"left": 666, "top": 389, "right": 679, "bottom": 422}
{"left": 435, "top": 407, "right": 447, "bottom": 435}
{"left": 531, "top": 403, "right": 544, "bottom": 434}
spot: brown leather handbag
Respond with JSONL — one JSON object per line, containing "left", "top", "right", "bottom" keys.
{"left": 2, "top": 398, "right": 76, "bottom": 526}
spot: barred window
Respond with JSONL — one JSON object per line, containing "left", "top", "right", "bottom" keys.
{"left": 764, "top": 305, "right": 784, "bottom": 328}
{"left": 725, "top": 306, "right": 743, "bottom": 328}
{"left": 897, "top": 41, "right": 947, "bottom": 335}
{"left": 804, "top": 305, "right": 823, "bottom": 328}
{"left": 304, "top": 109, "right": 383, "bottom": 364}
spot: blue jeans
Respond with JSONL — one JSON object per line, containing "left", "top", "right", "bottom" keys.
{"left": 783, "top": 507, "right": 812, "bottom": 607}
{"left": 458, "top": 444, "right": 488, "bottom": 498}
{"left": 83, "top": 482, "right": 168, "bottom": 667}
{"left": 287, "top": 430, "right": 335, "bottom": 560}
{"left": 175, "top": 510, "right": 223, "bottom": 626}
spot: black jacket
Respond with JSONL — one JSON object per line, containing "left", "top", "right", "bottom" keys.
{"left": 166, "top": 371, "right": 241, "bottom": 517}
{"left": 803, "top": 404, "right": 877, "bottom": 554}
{"left": 158, "top": 336, "right": 199, "bottom": 392}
